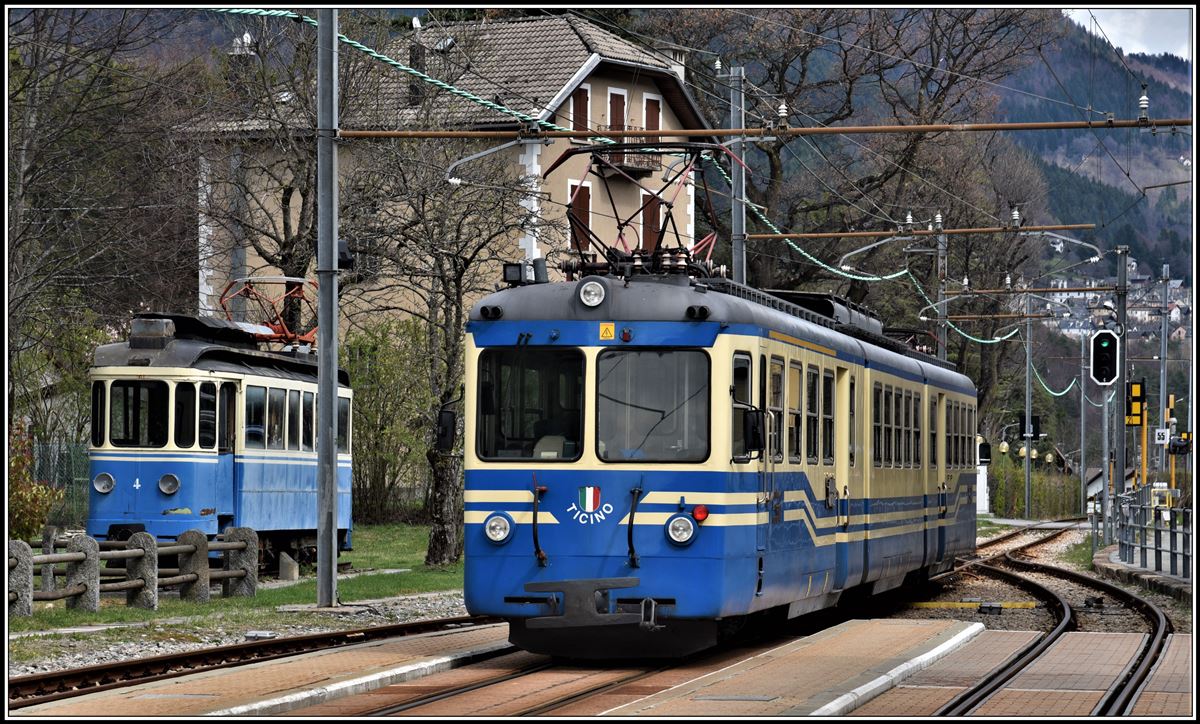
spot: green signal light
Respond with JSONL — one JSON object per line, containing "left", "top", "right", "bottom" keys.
{"left": 1100, "top": 338, "right": 1111, "bottom": 348}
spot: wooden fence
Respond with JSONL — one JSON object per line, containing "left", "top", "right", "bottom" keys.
{"left": 8, "top": 528, "right": 257, "bottom": 616}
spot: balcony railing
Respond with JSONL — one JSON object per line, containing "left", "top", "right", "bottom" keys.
{"left": 595, "top": 124, "right": 661, "bottom": 173}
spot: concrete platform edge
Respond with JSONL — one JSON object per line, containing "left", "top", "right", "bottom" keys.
{"left": 1093, "top": 545, "right": 1192, "bottom": 603}
{"left": 808, "top": 621, "right": 986, "bottom": 717}
{"left": 204, "top": 639, "right": 512, "bottom": 717}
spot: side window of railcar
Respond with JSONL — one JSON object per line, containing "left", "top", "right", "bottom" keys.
{"left": 821, "top": 370, "right": 834, "bottom": 466}
{"left": 769, "top": 357, "right": 784, "bottom": 462}
{"left": 218, "top": 382, "right": 236, "bottom": 453}
{"left": 199, "top": 382, "right": 216, "bottom": 449}
{"left": 337, "top": 397, "right": 351, "bottom": 453}
{"left": 110, "top": 380, "right": 169, "bottom": 448}
{"left": 903, "top": 390, "right": 912, "bottom": 468}
{"left": 287, "top": 390, "right": 301, "bottom": 451}
{"left": 788, "top": 363, "right": 802, "bottom": 463}
{"left": 893, "top": 389, "right": 903, "bottom": 468}
{"left": 914, "top": 393, "right": 922, "bottom": 467}
{"left": 731, "top": 353, "right": 752, "bottom": 459}
{"left": 91, "top": 381, "right": 106, "bottom": 447}
{"left": 175, "top": 382, "right": 196, "bottom": 448}
{"left": 245, "top": 386, "right": 266, "bottom": 449}
{"left": 949, "top": 401, "right": 958, "bottom": 468}
{"left": 970, "top": 406, "right": 976, "bottom": 466}
{"left": 848, "top": 376, "right": 856, "bottom": 468}
{"left": 302, "top": 392, "right": 315, "bottom": 451}
{"left": 882, "top": 385, "right": 892, "bottom": 466}
{"left": 930, "top": 397, "right": 938, "bottom": 467}
{"left": 806, "top": 366, "right": 819, "bottom": 464}
{"left": 267, "top": 388, "right": 286, "bottom": 450}
{"left": 872, "top": 383, "right": 882, "bottom": 467}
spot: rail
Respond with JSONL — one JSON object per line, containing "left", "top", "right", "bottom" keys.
{"left": 8, "top": 527, "right": 257, "bottom": 616}
{"left": 1115, "top": 485, "right": 1191, "bottom": 579}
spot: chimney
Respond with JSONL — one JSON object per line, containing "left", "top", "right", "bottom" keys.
{"left": 652, "top": 43, "right": 687, "bottom": 84}
{"left": 226, "top": 32, "right": 257, "bottom": 112}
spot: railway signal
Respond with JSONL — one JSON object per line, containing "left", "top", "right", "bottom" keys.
{"left": 1089, "top": 329, "right": 1120, "bottom": 386}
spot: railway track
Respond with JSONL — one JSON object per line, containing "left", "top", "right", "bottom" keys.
{"left": 7, "top": 615, "right": 501, "bottom": 710}
{"left": 934, "top": 525, "right": 1172, "bottom": 716}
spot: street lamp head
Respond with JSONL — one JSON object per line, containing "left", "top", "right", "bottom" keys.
{"left": 999, "top": 440, "right": 1010, "bottom": 454}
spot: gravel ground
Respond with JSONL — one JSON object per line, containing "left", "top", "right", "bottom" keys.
{"left": 7, "top": 590, "right": 468, "bottom": 678}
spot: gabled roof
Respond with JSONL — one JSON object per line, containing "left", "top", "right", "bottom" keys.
{"left": 358, "top": 14, "right": 711, "bottom": 132}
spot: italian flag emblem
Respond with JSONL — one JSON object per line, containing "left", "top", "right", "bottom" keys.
{"left": 578, "top": 486, "right": 602, "bottom": 513}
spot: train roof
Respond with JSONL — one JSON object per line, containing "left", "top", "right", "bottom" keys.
{"left": 470, "top": 275, "right": 974, "bottom": 395}
{"left": 92, "top": 314, "right": 350, "bottom": 387}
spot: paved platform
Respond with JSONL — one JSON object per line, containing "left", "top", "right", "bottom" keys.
{"left": 17, "top": 623, "right": 511, "bottom": 717}
{"left": 1093, "top": 544, "right": 1192, "bottom": 603}
{"left": 1129, "top": 634, "right": 1193, "bottom": 717}
{"left": 602, "top": 618, "right": 984, "bottom": 717}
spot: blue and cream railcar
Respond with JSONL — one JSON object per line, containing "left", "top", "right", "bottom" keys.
{"left": 86, "top": 314, "right": 353, "bottom": 565}
{"left": 462, "top": 269, "right": 977, "bottom": 658}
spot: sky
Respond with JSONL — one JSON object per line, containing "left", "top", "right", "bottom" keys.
{"left": 1064, "top": 8, "right": 1193, "bottom": 61}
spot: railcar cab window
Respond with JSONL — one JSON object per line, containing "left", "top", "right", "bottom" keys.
{"left": 806, "top": 366, "right": 819, "bottom": 464}
{"left": 478, "top": 348, "right": 583, "bottom": 461}
{"left": 768, "top": 357, "right": 784, "bottom": 462}
{"left": 199, "top": 382, "right": 216, "bottom": 449}
{"left": 599, "top": 350, "right": 709, "bottom": 462}
{"left": 91, "top": 381, "right": 106, "bottom": 447}
{"left": 109, "top": 380, "right": 169, "bottom": 448}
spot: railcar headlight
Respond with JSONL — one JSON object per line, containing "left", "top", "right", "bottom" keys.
{"left": 93, "top": 472, "right": 115, "bottom": 494}
{"left": 484, "top": 513, "right": 513, "bottom": 544}
{"left": 665, "top": 514, "right": 696, "bottom": 545}
{"left": 158, "top": 473, "right": 180, "bottom": 495}
{"left": 579, "top": 280, "right": 606, "bottom": 307}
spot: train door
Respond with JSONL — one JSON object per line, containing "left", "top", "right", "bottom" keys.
{"left": 831, "top": 366, "right": 859, "bottom": 590}
{"left": 931, "top": 393, "right": 947, "bottom": 566}
{"left": 217, "top": 382, "right": 238, "bottom": 526}
{"left": 756, "top": 351, "right": 775, "bottom": 554}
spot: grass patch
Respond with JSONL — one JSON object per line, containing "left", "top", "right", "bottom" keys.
{"left": 7, "top": 524, "right": 462, "bottom": 634}
{"left": 1061, "top": 533, "right": 1096, "bottom": 570}
{"left": 976, "top": 516, "right": 1015, "bottom": 539}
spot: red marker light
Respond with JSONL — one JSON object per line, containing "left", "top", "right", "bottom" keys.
{"left": 621, "top": 328, "right": 633, "bottom": 342}
{"left": 692, "top": 504, "right": 709, "bottom": 522}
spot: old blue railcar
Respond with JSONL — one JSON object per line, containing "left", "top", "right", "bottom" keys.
{"left": 86, "top": 314, "right": 352, "bottom": 566}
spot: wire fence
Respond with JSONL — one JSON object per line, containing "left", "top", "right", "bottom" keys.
{"left": 32, "top": 441, "right": 90, "bottom": 528}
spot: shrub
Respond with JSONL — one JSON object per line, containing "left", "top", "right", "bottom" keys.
{"left": 8, "top": 422, "right": 65, "bottom": 541}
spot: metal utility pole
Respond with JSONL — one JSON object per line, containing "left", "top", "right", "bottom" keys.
{"left": 1115, "top": 246, "right": 1129, "bottom": 494}
{"left": 730, "top": 66, "right": 746, "bottom": 284}
{"left": 1158, "top": 263, "right": 1169, "bottom": 471}
{"left": 1024, "top": 290, "right": 1033, "bottom": 519}
{"left": 316, "top": 8, "right": 339, "bottom": 609}
{"left": 936, "top": 213, "right": 947, "bottom": 361}
{"left": 1080, "top": 333, "right": 1086, "bottom": 514}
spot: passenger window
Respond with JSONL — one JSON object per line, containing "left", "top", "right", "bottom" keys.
{"left": 174, "top": 382, "right": 196, "bottom": 449}
{"left": 849, "top": 376, "right": 856, "bottom": 468}
{"left": 949, "top": 402, "right": 958, "bottom": 467}
{"left": 245, "top": 386, "right": 265, "bottom": 449}
{"left": 903, "top": 390, "right": 912, "bottom": 468}
{"left": 769, "top": 357, "right": 784, "bottom": 462}
{"left": 199, "top": 382, "right": 216, "bottom": 449}
{"left": 91, "top": 381, "right": 106, "bottom": 447}
{"left": 788, "top": 363, "right": 802, "bottom": 463}
{"left": 218, "top": 382, "right": 236, "bottom": 453}
{"left": 337, "top": 397, "right": 351, "bottom": 453}
{"left": 805, "top": 366, "right": 819, "bottom": 464}
{"left": 302, "top": 391, "right": 315, "bottom": 451}
{"left": 821, "top": 370, "right": 834, "bottom": 466}
{"left": 930, "top": 398, "right": 938, "bottom": 467}
{"left": 732, "top": 353, "right": 752, "bottom": 459}
{"left": 893, "top": 389, "right": 903, "bottom": 469}
{"left": 914, "top": 393, "right": 922, "bottom": 467}
{"left": 267, "top": 388, "right": 286, "bottom": 450}
{"left": 883, "top": 385, "right": 892, "bottom": 466}
{"left": 287, "top": 390, "right": 301, "bottom": 451}
{"left": 110, "top": 380, "right": 169, "bottom": 448}
{"left": 872, "top": 383, "right": 882, "bottom": 467}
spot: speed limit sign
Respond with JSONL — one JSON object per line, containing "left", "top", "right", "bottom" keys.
{"left": 1155, "top": 428, "right": 1170, "bottom": 446}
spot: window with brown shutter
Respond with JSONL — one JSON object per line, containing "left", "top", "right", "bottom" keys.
{"left": 645, "top": 97, "right": 660, "bottom": 131}
{"left": 572, "top": 87, "right": 589, "bottom": 131}
{"left": 569, "top": 183, "right": 590, "bottom": 250}
{"left": 641, "top": 193, "right": 661, "bottom": 252}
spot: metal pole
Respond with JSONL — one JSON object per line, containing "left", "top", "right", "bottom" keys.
{"left": 316, "top": 8, "right": 339, "bottom": 609}
{"left": 1080, "top": 333, "right": 1087, "bottom": 515}
{"left": 730, "top": 66, "right": 746, "bottom": 285}
{"left": 1159, "top": 263, "right": 1169, "bottom": 471}
{"left": 1025, "top": 290, "right": 1033, "bottom": 519}
{"left": 936, "top": 215, "right": 947, "bottom": 361}
{"left": 1115, "top": 246, "right": 1128, "bottom": 495}
{"left": 1102, "top": 392, "right": 1110, "bottom": 545}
